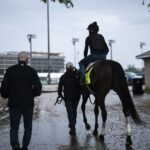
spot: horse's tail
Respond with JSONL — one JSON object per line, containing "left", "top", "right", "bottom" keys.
{"left": 126, "top": 90, "right": 142, "bottom": 124}
{"left": 111, "top": 60, "right": 142, "bottom": 124}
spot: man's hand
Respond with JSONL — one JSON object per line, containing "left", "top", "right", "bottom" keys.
{"left": 54, "top": 95, "right": 64, "bottom": 105}
{"left": 58, "top": 94, "right": 64, "bottom": 99}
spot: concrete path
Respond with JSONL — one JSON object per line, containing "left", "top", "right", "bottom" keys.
{"left": 0, "top": 91, "right": 150, "bottom": 150}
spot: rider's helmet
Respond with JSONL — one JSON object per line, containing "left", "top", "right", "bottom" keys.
{"left": 87, "top": 21, "right": 99, "bottom": 32}
{"left": 66, "top": 62, "right": 74, "bottom": 69}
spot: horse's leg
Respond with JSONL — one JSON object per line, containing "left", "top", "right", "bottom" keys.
{"left": 81, "top": 93, "right": 91, "bottom": 130}
{"left": 125, "top": 115, "right": 132, "bottom": 146}
{"left": 93, "top": 104, "right": 99, "bottom": 136}
{"left": 99, "top": 100, "right": 107, "bottom": 141}
{"left": 122, "top": 106, "right": 132, "bottom": 145}
{"left": 117, "top": 91, "right": 133, "bottom": 146}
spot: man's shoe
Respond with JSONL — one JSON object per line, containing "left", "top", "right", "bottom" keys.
{"left": 20, "top": 148, "right": 28, "bottom": 150}
{"left": 12, "top": 145, "right": 20, "bottom": 150}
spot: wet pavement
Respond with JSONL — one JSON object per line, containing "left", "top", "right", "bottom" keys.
{"left": 0, "top": 90, "right": 150, "bottom": 150}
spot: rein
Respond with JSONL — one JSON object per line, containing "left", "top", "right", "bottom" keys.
{"left": 86, "top": 85, "right": 96, "bottom": 105}
{"left": 88, "top": 95, "right": 95, "bottom": 105}
{"left": 54, "top": 96, "right": 64, "bottom": 105}
{"left": 87, "top": 84, "right": 96, "bottom": 95}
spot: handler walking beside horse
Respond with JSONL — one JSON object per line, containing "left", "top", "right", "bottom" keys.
{"left": 57, "top": 62, "right": 81, "bottom": 135}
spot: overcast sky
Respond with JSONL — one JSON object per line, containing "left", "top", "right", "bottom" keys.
{"left": 0, "top": 0, "right": 150, "bottom": 69}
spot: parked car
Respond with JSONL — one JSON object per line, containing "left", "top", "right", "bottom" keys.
{"left": 136, "top": 72, "right": 145, "bottom": 84}
{"left": 124, "top": 71, "right": 143, "bottom": 85}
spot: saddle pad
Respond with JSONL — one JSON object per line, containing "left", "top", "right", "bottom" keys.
{"left": 85, "top": 66, "right": 93, "bottom": 84}
{"left": 85, "top": 61, "right": 97, "bottom": 71}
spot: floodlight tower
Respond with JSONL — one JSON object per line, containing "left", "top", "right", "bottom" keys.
{"left": 27, "top": 34, "right": 36, "bottom": 66}
{"left": 108, "top": 39, "right": 115, "bottom": 60}
{"left": 72, "top": 38, "right": 79, "bottom": 67}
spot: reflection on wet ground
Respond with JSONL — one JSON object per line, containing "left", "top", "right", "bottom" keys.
{"left": 0, "top": 90, "right": 150, "bottom": 150}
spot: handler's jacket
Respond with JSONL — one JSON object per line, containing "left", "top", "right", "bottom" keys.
{"left": 58, "top": 69, "right": 81, "bottom": 101}
{"left": 0, "top": 61, "right": 42, "bottom": 108}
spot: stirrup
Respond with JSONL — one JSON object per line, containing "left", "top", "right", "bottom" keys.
{"left": 80, "top": 78, "right": 86, "bottom": 85}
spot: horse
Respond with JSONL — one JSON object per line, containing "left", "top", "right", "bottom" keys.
{"left": 81, "top": 60, "right": 142, "bottom": 146}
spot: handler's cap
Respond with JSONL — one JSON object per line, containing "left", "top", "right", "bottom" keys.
{"left": 66, "top": 62, "right": 74, "bottom": 69}
{"left": 17, "top": 51, "right": 29, "bottom": 61}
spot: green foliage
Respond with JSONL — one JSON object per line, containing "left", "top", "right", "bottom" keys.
{"left": 125, "top": 65, "right": 138, "bottom": 73}
{"left": 41, "top": 0, "right": 73, "bottom": 8}
{"left": 142, "top": 0, "right": 150, "bottom": 12}
{"left": 41, "top": 0, "right": 149, "bottom": 10}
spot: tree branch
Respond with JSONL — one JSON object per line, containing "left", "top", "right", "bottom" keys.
{"left": 41, "top": 0, "right": 73, "bottom": 8}
{"left": 142, "top": 0, "right": 150, "bottom": 11}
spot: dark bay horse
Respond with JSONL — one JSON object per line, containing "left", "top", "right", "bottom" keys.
{"left": 81, "top": 60, "right": 142, "bottom": 145}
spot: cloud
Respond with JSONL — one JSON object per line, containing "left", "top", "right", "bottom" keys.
{"left": 0, "top": 0, "right": 149, "bottom": 68}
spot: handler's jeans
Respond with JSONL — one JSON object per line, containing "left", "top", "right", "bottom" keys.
{"left": 9, "top": 107, "right": 33, "bottom": 148}
{"left": 65, "top": 99, "right": 79, "bottom": 128}
{"left": 79, "top": 53, "right": 106, "bottom": 80}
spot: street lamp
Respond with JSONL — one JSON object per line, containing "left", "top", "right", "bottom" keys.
{"left": 27, "top": 34, "right": 36, "bottom": 66}
{"left": 140, "top": 42, "right": 146, "bottom": 53}
{"left": 108, "top": 39, "right": 115, "bottom": 60}
{"left": 140, "top": 42, "right": 146, "bottom": 70}
{"left": 72, "top": 38, "right": 79, "bottom": 67}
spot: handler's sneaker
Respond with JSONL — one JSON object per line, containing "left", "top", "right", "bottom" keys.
{"left": 69, "top": 127, "right": 76, "bottom": 136}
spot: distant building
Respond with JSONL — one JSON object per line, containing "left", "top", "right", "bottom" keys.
{"left": 0, "top": 51, "right": 65, "bottom": 75}
{"left": 136, "top": 50, "right": 150, "bottom": 89}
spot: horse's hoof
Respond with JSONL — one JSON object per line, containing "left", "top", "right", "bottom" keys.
{"left": 92, "top": 130, "right": 98, "bottom": 136}
{"left": 99, "top": 134, "right": 105, "bottom": 141}
{"left": 126, "top": 136, "right": 132, "bottom": 146}
{"left": 85, "top": 123, "right": 91, "bottom": 130}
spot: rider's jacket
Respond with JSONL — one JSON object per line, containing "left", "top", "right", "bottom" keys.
{"left": 84, "top": 33, "right": 109, "bottom": 57}
{"left": 58, "top": 69, "right": 81, "bottom": 101}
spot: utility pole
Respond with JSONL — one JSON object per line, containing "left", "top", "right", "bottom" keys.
{"left": 27, "top": 34, "right": 36, "bottom": 66}
{"left": 46, "top": 0, "right": 51, "bottom": 84}
{"left": 140, "top": 42, "right": 146, "bottom": 70}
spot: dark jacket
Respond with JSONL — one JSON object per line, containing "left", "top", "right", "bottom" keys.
{"left": 58, "top": 69, "right": 81, "bottom": 101}
{"left": 84, "top": 33, "right": 109, "bottom": 57}
{"left": 0, "top": 62, "right": 42, "bottom": 108}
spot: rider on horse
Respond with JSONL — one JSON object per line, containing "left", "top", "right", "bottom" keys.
{"left": 79, "top": 21, "right": 109, "bottom": 83}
